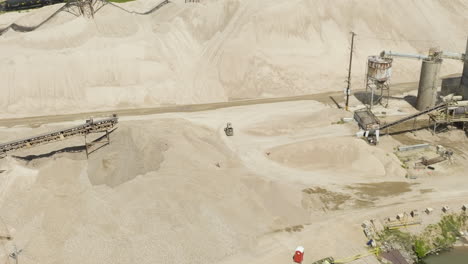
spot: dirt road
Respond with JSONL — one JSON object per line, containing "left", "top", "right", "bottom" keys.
{"left": 0, "top": 82, "right": 419, "bottom": 128}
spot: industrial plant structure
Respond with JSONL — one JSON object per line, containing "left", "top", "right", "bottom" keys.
{"left": 0, "top": 0, "right": 64, "bottom": 11}
{"left": 462, "top": 38, "right": 468, "bottom": 100}
{"left": 365, "top": 56, "right": 393, "bottom": 109}
{"left": 379, "top": 42, "right": 467, "bottom": 111}
{"left": 357, "top": 37, "right": 468, "bottom": 144}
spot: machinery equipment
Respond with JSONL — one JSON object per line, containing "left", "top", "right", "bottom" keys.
{"left": 0, "top": 114, "right": 118, "bottom": 157}
{"left": 224, "top": 123, "right": 233, "bottom": 136}
{"left": 354, "top": 108, "right": 380, "bottom": 145}
{"left": 0, "top": 0, "right": 65, "bottom": 11}
{"left": 380, "top": 49, "right": 465, "bottom": 62}
{"left": 355, "top": 103, "right": 443, "bottom": 144}
{"left": 355, "top": 96, "right": 468, "bottom": 144}
{"left": 379, "top": 47, "right": 466, "bottom": 111}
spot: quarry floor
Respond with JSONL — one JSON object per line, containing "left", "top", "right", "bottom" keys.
{"left": 1, "top": 0, "right": 467, "bottom": 263}
{"left": 0, "top": 94, "right": 467, "bottom": 264}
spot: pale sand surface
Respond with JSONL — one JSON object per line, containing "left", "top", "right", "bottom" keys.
{"left": 0, "top": 0, "right": 467, "bottom": 117}
{"left": 0, "top": 100, "right": 467, "bottom": 263}
{"left": 0, "top": 0, "right": 468, "bottom": 263}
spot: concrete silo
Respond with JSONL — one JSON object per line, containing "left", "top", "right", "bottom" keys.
{"left": 461, "top": 37, "right": 468, "bottom": 100}
{"left": 416, "top": 58, "right": 442, "bottom": 111}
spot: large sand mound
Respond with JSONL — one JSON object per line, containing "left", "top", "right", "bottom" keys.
{"left": 1, "top": 100, "right": 468, "bottom": 264}
{"left": 0, "top": 0, "right": 467, "bottom": 117}
{"left": 0, "top": 117, "right": 312, "bottom": 264}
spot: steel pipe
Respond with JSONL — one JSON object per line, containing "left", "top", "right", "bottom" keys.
{"left": 380, "top": 50, "right": 429, "bottom": 60}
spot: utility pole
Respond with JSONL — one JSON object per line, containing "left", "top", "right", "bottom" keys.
{"left": 345, "top": 31, "right": 356, "bottom": 111}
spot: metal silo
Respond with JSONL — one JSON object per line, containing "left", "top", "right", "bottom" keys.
{"left": 366, "top": 56, "right": 393, "bottom": 108}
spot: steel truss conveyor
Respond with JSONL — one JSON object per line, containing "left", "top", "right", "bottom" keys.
{"left": 380, "top": 103, "right": 447, "bottom": 130}
{"left": 355, "top": 104, "right": 448, "bottom": 145}
{"left": 0, "top": 114, "right": 118, "bottom": 157}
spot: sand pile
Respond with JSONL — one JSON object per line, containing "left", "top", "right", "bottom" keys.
{"left": 267, "top": 136, "right": 406, "bottom": 179}
{"left": 1, "top": 98, "right": 467, "bottom": 264}
{"left": 0, "top": 118, "right": 311, "bottom": 264}
{"left": 267, "top": 137, "right": 385, "bottom": 174}
{"left": 0, "top": 0, "right": 467, "bottom": 117}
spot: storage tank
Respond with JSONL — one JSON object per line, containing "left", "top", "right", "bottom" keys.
{"left": 367, "top": 56, "right": 393, "bottom": 82}
{"left": 416, "top": 59, "right": 442, "bottom": 111}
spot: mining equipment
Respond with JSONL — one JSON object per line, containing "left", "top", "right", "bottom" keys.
{"left": 354, "top": 99, "right": 462, "bottom": 144}
{"left": 0, "top": 0, "right": 65, "bottom": 11}
{"left": 357, "top": 37, "right": 468, "bottom": 144}
{"left": 224, "top": 123, "right": 234, "bottom": 136}
{"left": 379, "top": 45, "right": 466, "bottom": 111}
{"left": 0, "top": 114, "right": 118, "bottom": 158}
{"left": 353, "top": 108, "right": 380, "bottom": 145}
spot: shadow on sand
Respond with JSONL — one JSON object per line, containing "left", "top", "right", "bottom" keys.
{"left": 13, "top": 129, "right": 117, "bottom": 161}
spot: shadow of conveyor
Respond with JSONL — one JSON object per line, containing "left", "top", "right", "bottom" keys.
{"left": 353, "top": 91, "right": 418, "bottom": 108}
{"left": 13, "top": 145, "right": 86, "bottom": 161}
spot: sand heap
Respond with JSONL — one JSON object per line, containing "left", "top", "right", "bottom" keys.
{"left": 0, "top": 0, "right": 467, "bottom": 117}
{"left": 0, "top": 118, "right": 313, "bottom": 264}
{"left": 0, "top": 99, "right": 467, "bottom": 264}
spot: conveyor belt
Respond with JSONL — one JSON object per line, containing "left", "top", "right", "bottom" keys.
{"left": 380, "top": 103, "right": 446, "bottom": 130}
{"left": 0, "top": 115, "right": 118, "bottom": 156}
{"left": 0, "top": 0, "right": 171, "bottom": 36}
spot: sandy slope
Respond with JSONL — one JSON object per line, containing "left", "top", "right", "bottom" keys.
{"left": 0, "top": 100, "right": 467, "bottom": 263}
{"left": 0, "top": 103, "right": 314, "bottom": 264}
{"left": 0, "top": 0, "right": 467, "bottom": 117}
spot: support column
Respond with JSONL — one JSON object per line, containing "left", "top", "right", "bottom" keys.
{"left": 85, "top": 134, "right": 89, "bottom": 159}
{"left": 461, "top": 37, "right": 468, "bottom": 100}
